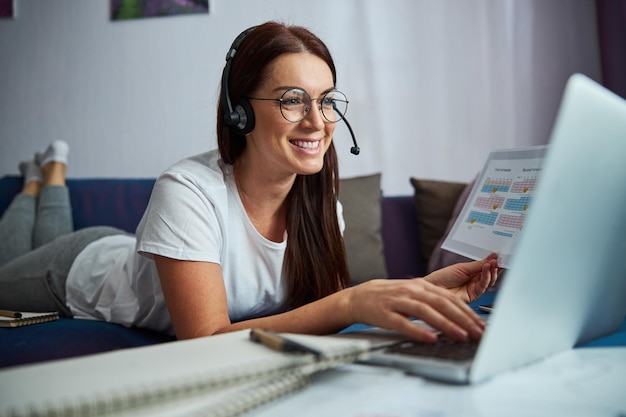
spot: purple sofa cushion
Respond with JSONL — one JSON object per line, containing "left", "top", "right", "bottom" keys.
{"left": 381, "top": 196, "right": 425, "bottom": 278}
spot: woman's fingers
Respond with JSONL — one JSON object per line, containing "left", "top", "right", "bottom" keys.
{"left": 417, "top": 286, "right": 484, "bottom": 341}
{"left": 490, "top": 264, "right": 498, "bottom": 288}
{"left": 374, "top": 280, "right": 484, "bottom": 342}
{"left": 485, "top": 254, "right": 501, "bottom": 288}
{"left": 476, "top": 263, "right": 492, "bottom": 297}
{"left": 381, "top": 311, "right": 439, "bottom": 343}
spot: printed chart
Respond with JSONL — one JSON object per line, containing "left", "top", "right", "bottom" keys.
{"left": 442, "top": 146, "right": 547, "bottom": 268}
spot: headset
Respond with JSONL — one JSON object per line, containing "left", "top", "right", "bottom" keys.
{"left": 221, "top": 26, "right": 258, "bottom": 136}
{"left": 220, "top": 26, "right": 360, "bottom": 155}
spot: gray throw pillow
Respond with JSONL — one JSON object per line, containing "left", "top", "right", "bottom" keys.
{"left": 339, "top": 173, "right": 388, "bottom": 284}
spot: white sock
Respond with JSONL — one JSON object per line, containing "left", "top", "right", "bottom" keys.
{"left": 18, "top": 160, "right": 42, "bottom": 184}
{"left": 36, "top": 140, "right": 70, "bottom": 167}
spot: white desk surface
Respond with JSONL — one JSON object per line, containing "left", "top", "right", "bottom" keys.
{"left": 249, "top": 347, "right": 626, "bottom": 417}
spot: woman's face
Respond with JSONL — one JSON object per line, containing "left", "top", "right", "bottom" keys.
{"left": 245, "top": 52, "right": 336, "bottom": 177}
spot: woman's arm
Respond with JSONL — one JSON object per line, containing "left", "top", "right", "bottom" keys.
{"left": 155, "top": 256, "right": 230, "bottom": 339}
{"left": 155, "top": 255, "right": 489, "bottom": 343}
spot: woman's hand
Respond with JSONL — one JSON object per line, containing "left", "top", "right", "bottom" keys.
{"left": 424, "top": 253, "right": 501, "bottom": 303}
{"left": 345, "top": 277, "right": 486, "bottom": 343}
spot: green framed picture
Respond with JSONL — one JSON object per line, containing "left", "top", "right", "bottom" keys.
{"left": 111, "top": 0, "right": 209, "bottom": 21}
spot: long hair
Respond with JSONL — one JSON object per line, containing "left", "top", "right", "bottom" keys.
{"left": 217, "top": 22, "right": 351, "bottom": 308}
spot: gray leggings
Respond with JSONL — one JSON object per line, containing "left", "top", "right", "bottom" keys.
{"left": 0, "top": 186, "right": 124, "bottom": 317}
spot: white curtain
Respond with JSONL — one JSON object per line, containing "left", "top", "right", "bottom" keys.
{"left": 0, "top": 0, "right": 601, "bottom": 196}
{"left": 328, "top": 0, "right": 601, "bottom": 195}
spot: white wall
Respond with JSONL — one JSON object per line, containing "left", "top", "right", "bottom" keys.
{"left": 0, "top": 0, "right": 601, "bottom": 195}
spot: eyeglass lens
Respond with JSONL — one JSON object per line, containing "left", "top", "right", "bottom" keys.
{"left": 280, "top": 89, "right": 348, "bottom": 123}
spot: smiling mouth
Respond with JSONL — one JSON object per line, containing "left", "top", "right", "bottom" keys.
{"left": 290, "top": 140, "right": 321, "bottom": 150}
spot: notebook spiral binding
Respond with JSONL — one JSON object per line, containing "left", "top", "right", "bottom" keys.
{"left": 198, "top": 372, "right": 309, "bottom": 417}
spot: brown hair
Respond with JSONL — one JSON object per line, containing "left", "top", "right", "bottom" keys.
{"left": 217, "top": 22, "right": 351, "bottom": 308}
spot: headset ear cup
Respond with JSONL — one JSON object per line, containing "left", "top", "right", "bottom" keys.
{"left": 233, "top": 98, "right": 255, "bottom": 135}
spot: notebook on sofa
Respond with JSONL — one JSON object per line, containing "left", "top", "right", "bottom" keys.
{"left": 342, "top": 73, "right": 626, "bottom": 384}
{"left": 0, "top": 310, "right": 58, "bottom": 328}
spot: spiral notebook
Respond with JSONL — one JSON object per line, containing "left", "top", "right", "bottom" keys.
{"left": 0, "top": 329, "right": 370, "bottom": 417}
{"left": 0, "top": 311, "right": 59, "bottom": 328}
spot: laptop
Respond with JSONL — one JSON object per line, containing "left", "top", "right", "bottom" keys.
{"left": 343, "top": 73, "right": 626, "bottom": 384}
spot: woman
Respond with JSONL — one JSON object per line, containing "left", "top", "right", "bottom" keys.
{"left": 0, "top": 22, "right": 499, "bottom": 344}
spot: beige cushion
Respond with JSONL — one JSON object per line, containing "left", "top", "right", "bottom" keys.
{"left": 339, "top": 173, "right": 387, "bottom": 284}
{"left": 410, "top": 178, "right": 467, "bottom": 266}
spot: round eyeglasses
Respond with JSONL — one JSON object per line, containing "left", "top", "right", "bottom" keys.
{"left": 247, "top": 88, "right": 349, "bottom": 123}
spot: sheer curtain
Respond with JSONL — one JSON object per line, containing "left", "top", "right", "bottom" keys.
{"left": 330, "top": 0, "right": 601, "bottom": 195}
{"left": 0, "top": 0, "right": 602, "bottom": 191}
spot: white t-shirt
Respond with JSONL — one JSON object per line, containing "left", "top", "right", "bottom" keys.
{"left": 67, "top": 150, "right": 341, "bottom": 335}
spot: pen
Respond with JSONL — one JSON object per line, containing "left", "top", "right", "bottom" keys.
{"left": 249, "top": 328, "right": 322, "bottom": 358}
{"left": 0, "top": 309, "right": 22, "bottom": 318}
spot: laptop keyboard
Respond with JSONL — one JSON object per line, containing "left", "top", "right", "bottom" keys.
{"left": 386, "top": 334, "right": 479, "bottom": 361}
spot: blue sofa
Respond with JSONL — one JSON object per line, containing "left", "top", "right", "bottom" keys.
{"left": 0, "top": 175, "right": 428, "bottom": 368}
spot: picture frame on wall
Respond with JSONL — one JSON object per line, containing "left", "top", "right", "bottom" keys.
{"left": 111, "top": 0, "right": 209, "bottom": 21}
{"left": 0, "top": 0, "right": 15, "bottom": 19}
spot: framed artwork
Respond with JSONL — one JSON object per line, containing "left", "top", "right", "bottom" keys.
{"left": 0, "top": 0, "right": 15, "bottom": 19}
{"left": 111, "top": 0, "right": 209, "bottom": 21}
